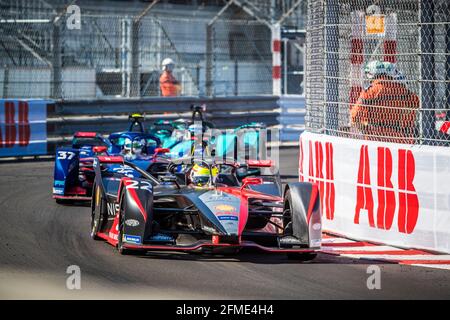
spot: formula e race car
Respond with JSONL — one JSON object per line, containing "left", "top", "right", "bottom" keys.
{"left": 53, "top": 131, "right": 111, "bottom": 202}
{"left": 52, "top": 115, "right": 165, "bottom": 203}
{"left": 90, "top": 155, "right": 322, "bottom": 260}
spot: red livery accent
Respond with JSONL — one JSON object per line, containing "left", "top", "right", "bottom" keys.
{"left": 66, "top": 186, "right": 87, "bottom": 195}
{"left": 247, "top": 159, "right": 274, "bottom": 167}
{"left": 93, "top": 146, "right": 108, "bottom": 153}
{"left": 123, "top": 179, "right": 148, "bottom": 222}
{"left": 154, "top": 147, "right": 170, "bottom": 155}
{"left": 306, "top": 183, "right": 319, "bottom": 223}
{"left": 74, "top": 131, "right": 97, "bottom": 138}
{"left": 123, "top": 241, "right": 315, "bottom": 254}
{"left": 97, "top": 156, "right": 124, "bottom": 163}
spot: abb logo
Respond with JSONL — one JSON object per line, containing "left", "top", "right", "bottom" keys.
{"left": 300, "top": 138, "right": 420, "bottom": 234}
{"left": 354, "top": 146, "right": 419, "bottom": 234}
{"left": 1, "top": 101, "right": 30, "bottom": 148}
{"left": 299, "top": 138, "right": 335, "bottom": 220}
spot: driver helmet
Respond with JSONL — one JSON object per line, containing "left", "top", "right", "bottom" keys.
{"left": 122, "top": 138, "right": 132, "bottom": 155}
{"left": 132, "top": 138, "right": 146, "bottom": 156}
{"left": 190, "top": 164, "right": 218, "bottom": 187}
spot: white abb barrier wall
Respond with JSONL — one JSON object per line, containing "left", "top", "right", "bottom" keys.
{"left": 299, "top": 131, "right": 450, "bottom": 253}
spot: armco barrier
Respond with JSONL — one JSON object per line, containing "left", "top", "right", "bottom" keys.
{"left": 46, "top": 96, "right": 284, "bottom": 154}
{"left": 299, "top": 131, "right": 450, "bottom": 254}
{"left": 0, "top": 99, "right": 50, "bottom": 157}
{"left": 0, "top": 96, "right": 306, "bottom": 158}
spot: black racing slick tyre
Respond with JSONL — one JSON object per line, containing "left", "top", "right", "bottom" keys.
{"left": 90, "top": 183, "right": 101, "bottom": 240}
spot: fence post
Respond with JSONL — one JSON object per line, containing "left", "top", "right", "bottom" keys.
{"left": 52, "top": 22, "right": 62, "bottom": 99}
{"left": 131, "top": 20, "right": 140, "bottom": 97}
{"left": 420, "top": 0, "right": 435, "bottom": 144}
{"left": 234, "top": 59, "right": 238, "bottom": 96}
{"left": 271, "top": 23, "right": 282, "bottom": 96}
{"left": 446, "top": 18, "right": 450, "bottom": 122}
{"left": 206, "top": 24, "right": 214, "bottom": 97}
{"left": 325, "top": 0, "right": 339, "bottom": 133}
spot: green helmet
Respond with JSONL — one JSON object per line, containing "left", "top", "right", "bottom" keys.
{"left": 364, "top": 60, "right": 394, "bottom": 79}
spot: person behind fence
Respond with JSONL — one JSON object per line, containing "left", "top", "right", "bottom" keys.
{"left": 350, "top": 60, "right": 419, "bottom": 143}
{"left": 160, "top": 58, "right": 181, "bottom": 97}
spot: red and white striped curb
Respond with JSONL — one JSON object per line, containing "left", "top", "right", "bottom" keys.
{"left": 320, "top": 234, "right": 450, "bottom": 270}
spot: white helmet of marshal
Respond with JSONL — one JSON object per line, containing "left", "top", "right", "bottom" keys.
{"left": 162, "top": 58, "right": 175, "bottom": 71}
{"left": 364, "top": 60, "right": 395, "bottom": 79}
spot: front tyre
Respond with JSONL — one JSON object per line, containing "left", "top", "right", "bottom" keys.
{"left": 90, "top": 183, "right": 101, "bottom": 240}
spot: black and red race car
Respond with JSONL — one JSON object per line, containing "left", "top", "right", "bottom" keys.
{"left": 90, "top": 155, "right": 322, "bottom": 260}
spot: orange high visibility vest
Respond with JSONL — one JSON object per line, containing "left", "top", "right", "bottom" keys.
{"left": 350, "top": 76, "right": 419, "bottom": 143}
{"left": 159, "top": 71, "right": 180, "bottom": 97}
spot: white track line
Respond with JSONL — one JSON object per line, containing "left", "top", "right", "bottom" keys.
{"left": 322, "top": 245, "right": 403, "bottom": 252}
{"left": 321, "top": 235, "right": 450, "bottom": 271}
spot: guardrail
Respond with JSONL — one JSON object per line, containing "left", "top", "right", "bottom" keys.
{"left": 1, "top": 96, "right": 306, "bottom": 158}
{"left": 47, "top": 96, "right": 282, "bottom": 154}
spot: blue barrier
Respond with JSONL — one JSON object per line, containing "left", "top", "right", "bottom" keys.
{"left": 0, "top": 99, "right": 50, "bottom": 157}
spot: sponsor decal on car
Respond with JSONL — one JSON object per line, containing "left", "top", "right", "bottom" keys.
{"left": 218, "top": 215, "right": 238, "bottom": 221}
{"left": 125, "top": 219, "right": 140, "bottom": 227}
{"left": 53, "top": 188, "right": 64, "bottom": 195}
{"left": 215, "top": 204, "right": 235, "bottom": 212}
{"left": 54, "top": 180, "right": 65, "bottom": 187}
{"left": 149, "top": 233, "right": 174, "bottom": 243}
{"left": 123, "top": 234, "right": 141, "bottom": 244}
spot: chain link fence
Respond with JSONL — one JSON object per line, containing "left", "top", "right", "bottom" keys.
{"left": 0, "top": 1, "right": 274, "bottom": 100}
{"left": 306, "top": 0, "right": 450, "bottom": 146}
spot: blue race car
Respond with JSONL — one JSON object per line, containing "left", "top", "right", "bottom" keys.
{"left": 53, "top": 131, "right": 111, "bottom": 202}
{"left": 52, "top": 115, "right": 165, "bottom": 203}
